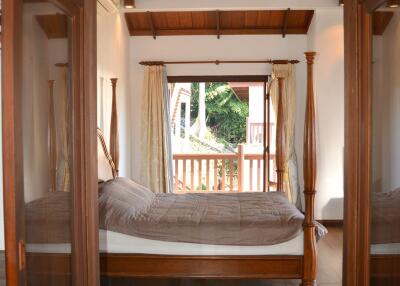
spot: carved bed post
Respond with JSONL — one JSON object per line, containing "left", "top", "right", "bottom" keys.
{"left": 302, "top": 52, "right": 317, "bottom": 286}
{"left": 110, "top": 78, "right": 119, "bottom": 175}
{"left": 48, "top": 80, "right": 57, "bottom": 192}
{"left": 275, "top": 77, "right": 285, "bottom": 193}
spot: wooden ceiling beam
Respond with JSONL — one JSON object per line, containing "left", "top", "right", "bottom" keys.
{"left": 282, "top": 8, "right": 290, "bottom": 38}
{"left": 131, "top": 28, "right": 308, "bottom": 37}
{"left": 216, "top": 10, "right": 221, "bottom": 39}
{"left": 147, "top": 11, "right": 157, "bottom": 39}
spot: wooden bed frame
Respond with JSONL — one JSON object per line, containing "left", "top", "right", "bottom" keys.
{"left": 27, "top": 51, "right": 318, "bottom": 285}
{"left": 101, "top": 51, "right": 318, "bottom": 284}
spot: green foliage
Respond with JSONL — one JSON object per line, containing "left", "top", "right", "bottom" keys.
{"left": 191, "top": 82, "right": 249, "bottom": 147}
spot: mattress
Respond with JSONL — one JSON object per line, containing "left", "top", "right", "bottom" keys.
{"left": 26, "top": 229, "right": 304, "bottom": 256}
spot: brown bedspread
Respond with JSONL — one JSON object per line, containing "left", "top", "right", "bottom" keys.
{"left": 26, "top": 177, "right": 327, "bottom": 246}
{"left": 25, "top": 191, "right": 71, "bottom": 244}
{"left": 99, "top": 178, "right": 306, "bottom": 246}
{"left": 371, "top": 188, "right": 400, "bottom": 244}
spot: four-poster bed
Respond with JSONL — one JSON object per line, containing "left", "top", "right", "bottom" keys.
{"left": 100, "top": 51, "right": 320, "bottom": 284}
{"left": 26, "top": 51, "right": 320, "bottom": 285}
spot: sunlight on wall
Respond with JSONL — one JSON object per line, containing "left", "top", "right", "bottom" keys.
{"left": 306, "top": 9, "right": 344, "bottom": 219}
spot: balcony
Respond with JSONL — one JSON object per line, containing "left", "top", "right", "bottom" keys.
{"left": 173, "top": 145, "right": 277, "bottom": 193}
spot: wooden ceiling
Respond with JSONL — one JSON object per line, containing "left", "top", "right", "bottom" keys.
{"left": 124, "top": 9, "right": 396, "bottom": 38}
{"left": 36, "top": 14, "right": 68, "bottom": 39}
{"left": 125, "top": 10, "right": 315, "bottom": 38}
{"left": 373, "top": 11, "right": 394, "bottom": 35}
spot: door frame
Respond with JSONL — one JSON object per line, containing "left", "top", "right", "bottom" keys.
{"left": 1, "top": 0, "right": 98, "bottom": 285}
{"left": 0, "top": 0, "right": 385, "bottom": 285}
{"left": 343, "top": 0, "right": 386, "bottom": 285}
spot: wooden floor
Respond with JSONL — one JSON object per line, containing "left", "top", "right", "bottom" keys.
{"left": 101, "top": 227, "right": 343, "bottom": 286}
{"left": 0, "top": 227, "right": 342, "bottom": 285}
{"left": 0, "top": 251, "right": 5, "bottom": 286}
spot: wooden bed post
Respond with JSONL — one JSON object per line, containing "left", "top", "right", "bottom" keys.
{"left": 276, "top": 77, "right": 285, "bottom": 193}
{"left": 110, "top": 78, "right": 119, "bottom": 175}
{"left": 48, "top": 80, "right": 57, "bottom": 192}
{"left": 302, "top": 52, "right": 317, "bottom": 286}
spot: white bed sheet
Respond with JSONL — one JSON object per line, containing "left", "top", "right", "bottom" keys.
{"left": 26, "top": 229, "right": 304, "bottom": 256}
{"left": 371, "top": 243, "right": 400, "bottom": 255}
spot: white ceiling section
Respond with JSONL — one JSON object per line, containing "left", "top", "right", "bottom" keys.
{"left": 123, "top": 0, "right": 340, "bottom": 12}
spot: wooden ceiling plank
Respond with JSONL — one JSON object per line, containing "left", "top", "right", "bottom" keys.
{"left": 229, "top": 11, "right": 245, "bottom": 29}
{"left": 146, "top": 11, "right": 157, "bottom": 39}
{"left": 282, "top": 8, "right": 290, "bottom": 38}
{"left": 124, "top": 13, "right": 134, "bottom": 36}
{"left": 206, "top": 11, "right": 217, "bottom": 29}
{"left": 36, "top": 14, "right": 68, "bottom": 39}
{"left": 178, "top": 12, "right": 193, "bottom": 29}
{"left": 373, "top": 11, "right": 394, "bottom": 35}
{"left": 244, "top": 11, "right": 258, "bottom": 28}
{"left": 191, "top": 11, "right": 206, "bottom": 29}
{"left": 305, "top": 10, "right": 315, "bottom": 33}
{"left": 125, "top": 9, "right": 319, "bottom": 38}
{"left": 219, "top": 11, "right": 229, "bottom": 29}
{"left": 166, "top": 12, "right": 180, "bottom": 29}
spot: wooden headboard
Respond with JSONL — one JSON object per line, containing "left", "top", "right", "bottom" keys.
{"left": 110, "top": 78, "right": 119, "bottom": 175}
{"left": 98, "top": 78, "right": 119, "bottom": 180}
{"left": 97, "top": 128, "right": 117, "bottom": 180}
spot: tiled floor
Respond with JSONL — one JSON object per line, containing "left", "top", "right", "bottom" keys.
{"left": 0, "top": 227, "right": 343, "bottom": 286}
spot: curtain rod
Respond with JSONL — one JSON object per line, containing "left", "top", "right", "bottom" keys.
{"left": 139, "top": 59, "right": 300, "bottom": 66}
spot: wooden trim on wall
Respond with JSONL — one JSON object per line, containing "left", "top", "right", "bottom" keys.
{"left": 167, "top": 75, "right": 269, "bottom": 83}
{"left": 79, "top": 0, "right": 100, "bottom": 284}
{"left": 343, "top": 0, "right": 373, "bottom": 285}
{"left": 2, "top": 0, "right": 26, "bottom": 284}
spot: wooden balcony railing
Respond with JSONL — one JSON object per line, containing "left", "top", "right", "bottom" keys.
{"left": 173, "top": 145, "right": 276, "bottom": 193}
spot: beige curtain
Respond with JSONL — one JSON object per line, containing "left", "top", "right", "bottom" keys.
{"left": 140, "top": 66, "right": 173, "bottom": 193}
{"left": 53, "top": 66, "right": 70, "bottom": 192}
{"left": 270, "top": 64, "right": 301, "bottom": 208}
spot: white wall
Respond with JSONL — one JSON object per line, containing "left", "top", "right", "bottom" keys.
{"left": 372, "top": 10, "right": 400, "bottom": 193}
{"left": 129, "top": 34, "right": 307, "bottom": 181}
{"left": 306, "top": 9, "right": 344, "bottom": 219}
{"left": 129, "top": 8, "right": 345, "bottom": 220}
{"left": 97, "top": 11, "right": 131, "bottom": 177}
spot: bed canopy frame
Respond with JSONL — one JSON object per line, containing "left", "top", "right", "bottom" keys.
{"left": 97, "top": 51, "right": 318, "bottom": 284}
{"left": 30, "top": 51, "right": 317, "bottom": 285}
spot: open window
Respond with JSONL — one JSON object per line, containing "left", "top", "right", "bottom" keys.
{"left": 168, "top": 76, "right": 279, "bottom": 193}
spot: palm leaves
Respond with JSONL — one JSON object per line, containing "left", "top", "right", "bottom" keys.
{"left": 190, "top": 82, "right": 249, "bottom": 147}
